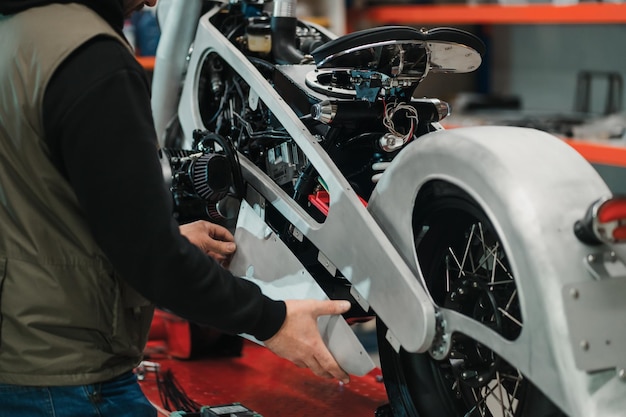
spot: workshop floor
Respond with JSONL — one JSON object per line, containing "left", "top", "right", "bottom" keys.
{"left": 139, "top": 335, "right": 388, "bottom": 417}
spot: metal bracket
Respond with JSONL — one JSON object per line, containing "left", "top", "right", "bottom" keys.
{"left": 562, "top": 276, "right": 626, "bottom": 372}
{"left": 317, "top": 251, "right": 337, "bottom": 276}
{"left": 429, "top": 310, "right": 452, "bottom": 361}
{"left": 583, "top": 250, "right": 626, "bottom": 281}
{"left": 349, "top": 285, "right": 370, "bottom": 313}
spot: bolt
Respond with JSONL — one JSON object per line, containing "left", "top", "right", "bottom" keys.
{"left": 618, "top": 369, "right": 626, "bottom": 381}
{"left": 461, "top": 370, "right": 478, "bottom": 380}
{"left": 570, "top": 288, "right": 580, "bottom": 299}
{"left": 580, "top": 340, "right": 590, "bottom": 351}
{"left": 587, "top": 254, "right": 597, "bottom": 263}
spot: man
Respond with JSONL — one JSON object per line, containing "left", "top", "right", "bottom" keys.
{"left": 0, "top": 1, "right": 350, "bottom": 416}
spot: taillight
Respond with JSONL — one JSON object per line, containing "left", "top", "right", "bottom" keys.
{"left": 575, "top": 196, "right": 626, "bottom": 245}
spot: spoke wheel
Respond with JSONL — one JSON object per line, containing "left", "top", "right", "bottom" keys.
{"left": 377, "top": 181, "right": 565, "bottom": 417}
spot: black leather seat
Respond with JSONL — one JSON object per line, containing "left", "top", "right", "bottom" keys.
{"left": 311, "top": 25, "right": 486, "bottom": 69}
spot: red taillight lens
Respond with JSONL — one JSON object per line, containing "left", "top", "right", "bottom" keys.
{"left": 597, "top": 198, "right": 626, "bottom": 223}
{"left": 575, "top": 196, "right": 626, "bottom": 245}
{"left": 597, "top": 197, "right": 626, "bottom": 242}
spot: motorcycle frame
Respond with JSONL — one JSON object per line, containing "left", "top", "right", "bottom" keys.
{"left": 154, "top": 0, "right": 437, "bottom": 356}
{"left": 152, "top": 1, "right": 626, "bottom": 416}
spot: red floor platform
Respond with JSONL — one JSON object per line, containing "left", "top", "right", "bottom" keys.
{"left": 139, "top": 340, "right": 388, "bottom": 416}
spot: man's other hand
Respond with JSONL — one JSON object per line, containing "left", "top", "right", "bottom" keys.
{"left": 264, "top": 299, "right": 352, "bottom": 384}
{"left": 179, "top": 220, "right": 236, "bottom": 266}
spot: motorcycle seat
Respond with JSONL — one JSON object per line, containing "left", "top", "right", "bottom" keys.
{"left": 310, "top": 26, "right": 485, "bottom": 74}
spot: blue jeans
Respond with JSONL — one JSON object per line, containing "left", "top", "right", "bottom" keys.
{"left": 0, "top": 371, "right": 157, "bottom": 417}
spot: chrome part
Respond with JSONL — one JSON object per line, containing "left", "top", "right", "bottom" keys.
{"left": 316, "top": 39, "right": 427, "bottom": 74}
{"left": 434, "top": 98, "right": 451, "bottom": 120}
{"left": 428, "top": 310, "right": 451, "bottom": 361}
{"left": 427, "top": 41, "right": 482, "bottom": 73}
{"left": 272, "top": 0, "right": 296, "bottom": 18}
{"left": 575, "top": 198, "right": 626, "bottom": 270}
{"left": 379, "top": 133, "right": 406, "bottom": 153}
{"left": 317, "top": 38, "right": 481, "bottom": 76}
{"left": 311, "top": 100, "right": 336, "bottom": 124}
{"left": 594, "top": 197, "right": 626, "bottom": 243}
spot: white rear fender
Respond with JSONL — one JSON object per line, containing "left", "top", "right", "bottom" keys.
{"left": 368, "top": 125, "right": 623, "bottom": 417}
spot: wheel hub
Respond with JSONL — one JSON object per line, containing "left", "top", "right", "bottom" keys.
{"left": 445, "top": 278, "right": 502, "bottom": 389}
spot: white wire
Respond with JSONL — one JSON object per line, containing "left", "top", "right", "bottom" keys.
{"left": 382, "top": 101, "right": 419, "bottom": 142}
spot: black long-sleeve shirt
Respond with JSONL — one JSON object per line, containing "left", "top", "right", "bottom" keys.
{"left": 42, "top": 36, "right": 285, "bottom": 341}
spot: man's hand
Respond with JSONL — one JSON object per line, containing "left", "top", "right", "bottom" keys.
{"left": 179, "top": 220, "right": 236, "bottom": 266}
{"left": 264, "top": 299, "right": 352, "bottom": 384}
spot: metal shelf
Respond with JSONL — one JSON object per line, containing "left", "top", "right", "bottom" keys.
{"left": 357, "top": 3, "right": 626, "bottom": 25}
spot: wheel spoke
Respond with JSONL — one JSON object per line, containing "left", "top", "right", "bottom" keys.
{"left": 501, "top": 372, "right": 518, "bottom": 417}
{"left": 448, "top": 246, "right": 466, "bottom": 279}
{"left": 377, "top": 185, "right": 547, "bottom": 417}
{"left": 461, "top": 223, "right": 477, "bottom": 275}
{"left": 444, "top": 220, "right": 525, "bottom": 416}
{"left": 472, "top": 378, "right": 517, "bottom": 417}
{"left": 446, "top": 254, "right": 452, "bottom": 293}
{"left": 495, "top": 371, "right": 514, "bottom": 417}
{"left": 498, "top": 306, "right": 523, "bottom": 328}
{"left": 490, "top": 242, "right": 499, "bottom": 285}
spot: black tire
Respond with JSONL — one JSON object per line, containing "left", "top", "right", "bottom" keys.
{"left": 377, "top": 181, "right": 566, "bottom": 417}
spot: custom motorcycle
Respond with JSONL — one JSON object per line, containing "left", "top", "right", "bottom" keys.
{"left": 150, "top": 1, "right": 626, "bottom": 416}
